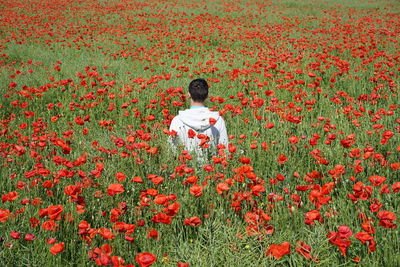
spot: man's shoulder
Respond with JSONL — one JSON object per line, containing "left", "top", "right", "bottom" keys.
{"left": 169, "top": 113, "right": 184, "bottom": 129}
{"left": 217, "top": 115, "right": 226, "bottom": 124}
{"left": 171, "top": 110, "right": 185, "bottom": 121}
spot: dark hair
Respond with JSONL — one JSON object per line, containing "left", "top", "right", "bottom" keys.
{"left": 189, "top": 78, "right": 208, "bottom": 102}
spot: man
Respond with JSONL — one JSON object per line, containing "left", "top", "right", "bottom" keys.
{"left": 168, "top": 78, "right": 228, "bottom": 157}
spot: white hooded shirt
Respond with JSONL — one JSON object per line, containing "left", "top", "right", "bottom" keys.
{"left": 168, "top": 107, "right": 228, "bottom": 156}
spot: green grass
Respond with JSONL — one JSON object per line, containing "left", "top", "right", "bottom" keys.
{"left": 0, "top": 0, "right": 399, "bottom": 266}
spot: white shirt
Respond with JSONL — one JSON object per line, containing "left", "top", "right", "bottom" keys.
{"left": 168, "top": 107, "right": 228, "bottom": 156}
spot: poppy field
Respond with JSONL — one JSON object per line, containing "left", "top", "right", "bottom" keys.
{"left": 0, "top": 0, "right": 399, "bottom": 266}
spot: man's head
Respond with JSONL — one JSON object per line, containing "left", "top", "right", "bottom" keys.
{"left": 189, "top": 78, "right": 208, "bottom": 103}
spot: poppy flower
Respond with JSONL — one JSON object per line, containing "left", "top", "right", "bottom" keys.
{"left": 115, "top": 172, "right": 126, "bottom": 182}
{"left": 0, "top": 209, "right": 11, "bottom": 222}
{"left": 338, "top": 225, "right": 353, "bottom": 239}
{"left": 50, "top": 242, "right": 65, "bottom": 255}
{"left": 368, "top": 175, "right": 386, "bottom": 187}
{"left": 354, "top": 232, "right": 376, "bottom": 252}
{"left": 1, "top": 191, "right": 18, "bottom": 202}
{"left": 203, "top": 165, "right": 215, "bottom": 172}
{"left": 47, "top": 238, "right": 57, "bottom": 244}
{"left": 189, "top": 184, "right": 203, "bottom": 197}
{"left": 216, "top": 182, "right": 230, "bottom": 194}
{"left": 183, "top": 175, "right": 198, "bottom": 186}
{"left": 107, "top": 183, "right": 125, "bottom": 196}
{"left": 184, "top": 216, "right": 202, "bottom": 227}
{"left": 288, "top": 136, "right": 299, "bottom": 144}
{"left": 361, "top": 218, "right": 376, "bottom": 234}
{"left": 327, "top": 225, "right": 353, "bottom": 257}
{"left": 295, "top": 241, "right": 313, "bottom": 260}
{"left": 392, "top": 182, "right": 400, "bottom": 193}
{"left": 42, "top": 220, "right": 59, "bottom": 231}
{"left": 239, "top": 157, "right": 251, "bottom": 164}
{"left": 265, "top": 242, "right": 291, "bottom": 259}
{"left": 151, "top": 176, "right": 164, "bottom": 185}
{"left": 151, "top": 213, "right": 172, "bottom": 224}
{"left": 10, "top": 231, "right": 21, "bottom": 239}
{"left": 135, "top": 252, "right": 157, "bottom": 267}
{"left": 377, "top": 210, "right": 397, "bottom": 229}
{"left": 147, "top": 229, "right": 159, "bottom": 239}
{"left": 64, "top": 185, "right": 81, "bottom": 200}
{"left": 277, "top": 154, "right": 287, "bottom": 164}
{"left": 304, "top": 210, "right": 323, "bottom": 225}
{"left": 131, "top": 176, "right": 143, "bottom": 183}
{"left": 24, "top": 233, "right": 36, "bottom": 241}
{"left": 98, "top": 228, "right": 115, "bottom": 240}
{"left": 390, "top": 163, "right": 400, "bottom": 170}
{"left": 187, "top": 129, "right": 196, "bottom": 138}
{"left": 47, "top": 205, "right": 64, "bottom": 221}
{"left": 164, "top": 202, "right": 180, "bottom": 217}
{"left": 265, "top": 123, "right": 275, "bottom": 129}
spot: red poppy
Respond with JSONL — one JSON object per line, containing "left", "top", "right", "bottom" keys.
{"left": 164, "top": 202, "right": 180, "bottom": 217}
{"left": 390, "top": 162, "right": 400, "bottom": 170}
{"left": 10, "top": 231, "right": 21, "bottom": 239}
{"left": 377, "top": 210, "right": 397, "bottom": 229}
{"left": 107, "top": 183, "right": 125, "bottom": 196}
{"left": 288, "top": 136, "right": 299, "bottom": 144}
{"left": 368, "top": 175, "right": 386, "bottom": 187}
{"left": 183, "top": 175, "right": 198, "bottom": 185}
{"left": 147, "top": 229, "right": 159, "bottom": 239}
{"left": 151, "top": 213, "right": 172, "bottom": 224}
{"left": 327, "top": 225, "right": 353, "bottom": 257}
{"left": 295, "top": 241, "right": 313, "bottom": 260}
{"left": 64, "top": 185, "right": 81, "bottom": 200}
{"left": 2, "top": 191, "right": 19, "bottom": 202}
{"left": 354, "top": 232, "right": 376, "bottom": 252}
{"left": 348, "top": 182, "right": 372, "bottom": 202}
{"left": 239, "top": 157, "right": 251, "bottom": 164}
{"left": 115, "top": 172, "right": 126, "bottom": 182}
{"left": 265, "top": 123, "right": 275, "bottom": 129}
{"left": 50, "top": 242, "right": 65, "bottom": 255}
{"left": 131, "top": 176, "right": 143, "bottom": 183}
{"left": 265, "top": 241, "right": 291, "bottom": 259}
{"left": 47, "top": 205, "right": 64, "bottom": 221}
{"left": 189, "top": 184, "right": 203, "bottom": 197}
{"left": 0, "top": 209, "right": 11, "bottom": 222}
{"left": 47, "top": 238, "right": 57, "bottom": 244}
{"left": 184, "top": 216, "right": 202, "bottom": 227}
{"left": 203, "top": 165, "right": 215, "bottom": 172}
{"left": 277, "top": 154, "right": 287, "bottom": 164}
{"left": 187, "top": 129, "right": 196, "bottom": 138}
{"left": 98, "top": 228, "right": 115, "bottom": 240}
{"left": 304, "top": 210, "right": 323, "bottom": 225}
{"left": 392, "top": 182, "right": 400, "bottom": 193}
{"left": 135, "top": 252, "right": 157, "bottom": 267}
{"left": 42, "top": 220, "right": 59, "bottom": 231}
{"left": 24, "top": 233, "right": 36, "bottom": 241}
{"left": 216, "top": 182, "right": 230, "bottom": 194}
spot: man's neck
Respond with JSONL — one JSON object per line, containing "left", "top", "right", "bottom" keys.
{"left": 190, "top": 101, "right": 205, "bottom": 108}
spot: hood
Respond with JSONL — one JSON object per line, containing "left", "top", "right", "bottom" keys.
{"left": 178, "top": 107, "right": 221, "bottom": 132}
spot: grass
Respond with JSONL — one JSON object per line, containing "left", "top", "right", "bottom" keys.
{"left": 0, "top": 0, "right": 399, "bottom": 266}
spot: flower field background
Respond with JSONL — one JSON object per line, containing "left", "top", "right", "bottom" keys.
{"left": 0, "top": 0, "right": 399, "bottom": 266}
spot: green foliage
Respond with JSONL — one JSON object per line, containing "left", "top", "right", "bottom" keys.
{"left": 0, "top": 0, "right": 399, "bottom": 266}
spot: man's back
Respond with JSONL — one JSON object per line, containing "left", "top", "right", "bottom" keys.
{"left": 169, "top": 107, "right": 228, "bottom": 153}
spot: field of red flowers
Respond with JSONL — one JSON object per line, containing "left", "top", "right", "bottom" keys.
{"left": 0, "top": 0, "right": 399, "bottom": 266}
